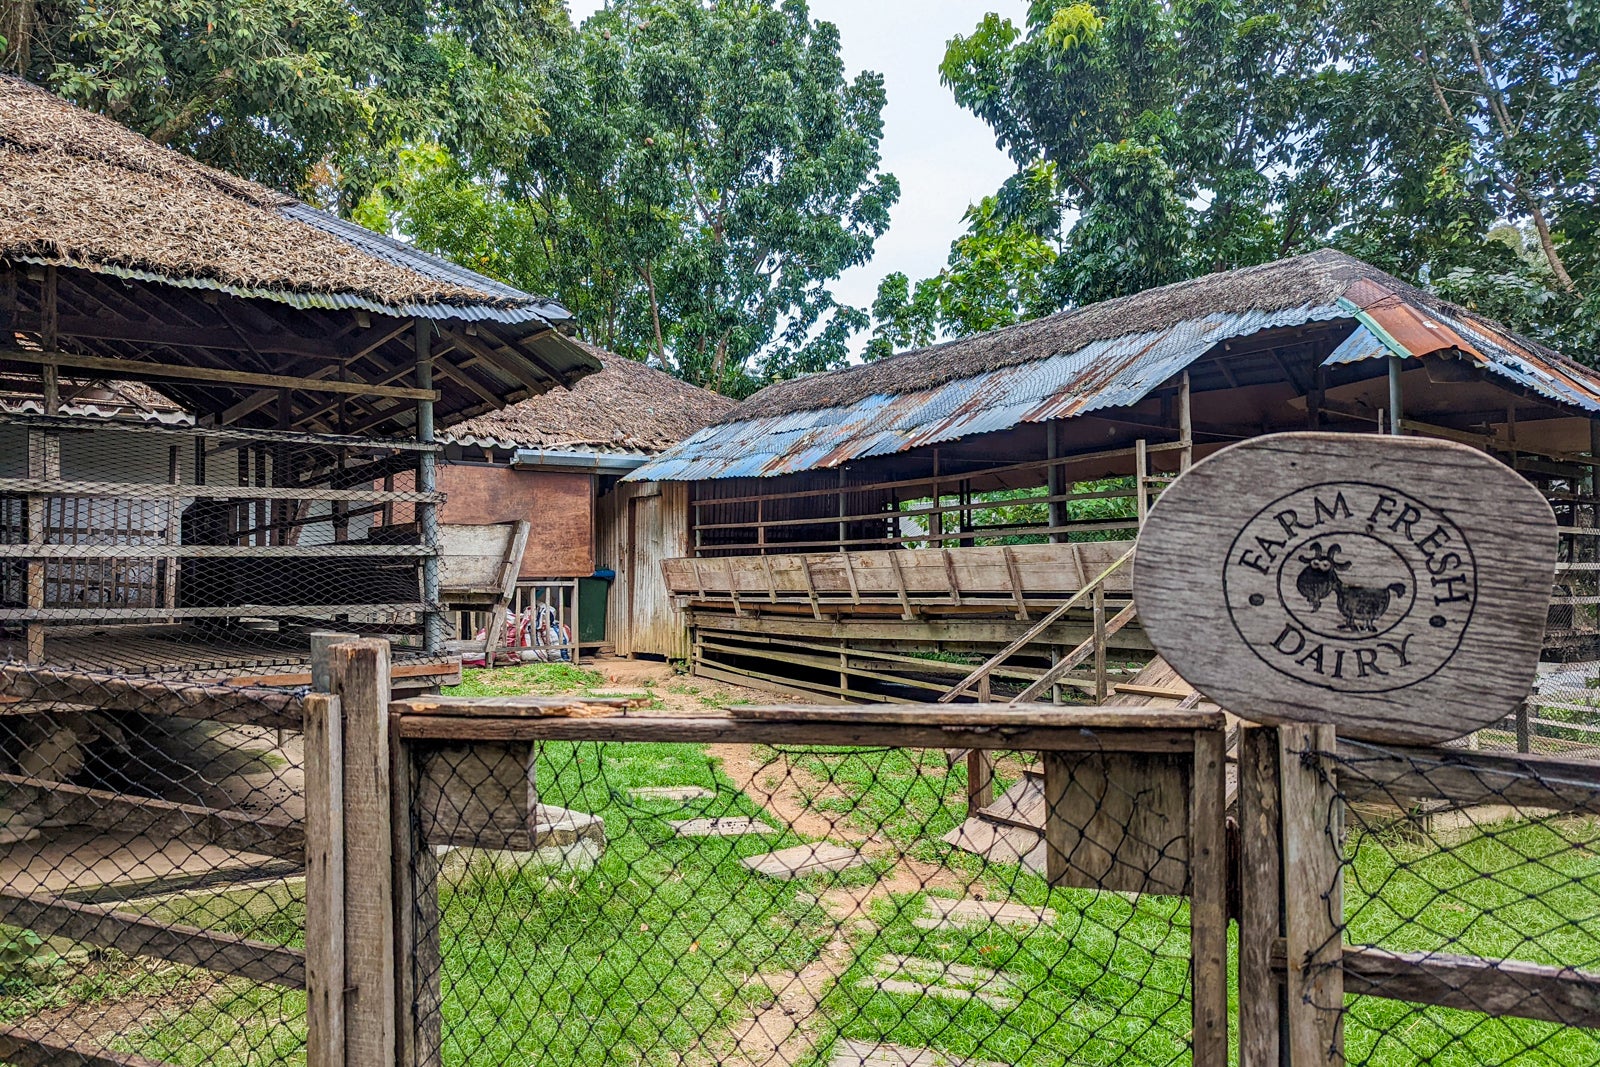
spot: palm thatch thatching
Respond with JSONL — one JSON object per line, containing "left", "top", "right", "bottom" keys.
{"left": 738, "top": 250, "right": 1586, "bottom": 420}
{"left": 0, "top": 75, "right": 563, "bottom": 317}
{"left": 445, "top": 347, "right": 736, "bottom": 453}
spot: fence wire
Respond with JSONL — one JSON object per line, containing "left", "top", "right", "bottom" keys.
{"left": 406, "top": 740, "right": 1200, "bottom": 1067}
{"left": 1, "top": 418, "right": 437, "bottom": 675}
{"left": 1319, "top": 738, "right": 1600, "bottom": 1066}
{"left": 0, "top": 659, "right": 307, "bottom": 1066}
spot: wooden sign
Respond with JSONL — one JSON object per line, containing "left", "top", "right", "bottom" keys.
{"left": 1135, "top": 432, "right": 1557, "bottom": 744}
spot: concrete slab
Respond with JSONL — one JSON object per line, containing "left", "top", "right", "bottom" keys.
{"left": 830, "top": 1039, "right": 1006, "bottom": 1067}
{"left": 913, "top": 896, "right": 1057, "bottom": 932}
{"left": 743, "top": 842, "right": 866, "bottom": 879}
{"left": 861, "top": 954, "right": 1017, "bottom": 1011}
{"left": 630, "top": 786, "right": 715, "bottom": 802}
{"left": 669, "top": 816, "right": 777, "bottom": 837}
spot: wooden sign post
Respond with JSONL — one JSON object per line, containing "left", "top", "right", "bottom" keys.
{"left": 1136, "top": 432, "right": 1556, "bottom": 746}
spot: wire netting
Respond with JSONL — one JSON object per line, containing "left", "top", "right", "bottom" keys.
{"left": 404, "top": 738, "right": 1203, "bottom": 1067}
{"left": 0, "top": 660, "right": 308, "bottom": 1065}
{"left": 1, "top": 415, "right": 441, "bottom": 676}
{"left": 1315, "top": 737, "right": 1600, "bottom": 1066}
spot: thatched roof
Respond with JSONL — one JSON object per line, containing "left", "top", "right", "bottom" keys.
{"left": 444, "top": 347, "right": 736, "bottom": 453}
{"left": 735, "top": 250, "right": 1580, "bottom": 420}
{"left": 0, "top": 75, "right": 567, "bottom": 318}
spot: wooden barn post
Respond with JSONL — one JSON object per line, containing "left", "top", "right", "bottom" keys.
{"left": 302, "top": 688, "right": 346, "bottom": 1067}
{"left": 1238, "top": 725, "right": 1285, "bottom": 1067}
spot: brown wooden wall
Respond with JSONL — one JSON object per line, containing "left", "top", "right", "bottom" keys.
{"left": 436, "top": 464, "right": 594, "bottom": 578}
{"left": 596, "top": 480, "right": 692, "bottom": 659}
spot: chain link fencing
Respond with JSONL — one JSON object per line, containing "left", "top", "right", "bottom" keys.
{"left": 400, "top": 732, "right": 1218, "bottom": 1067}
{"left": 0, "top": 659, "right": 309, "bottom": 1066}
{"left": 1315, "top": 736, "right": 1600, "bottom": 1066}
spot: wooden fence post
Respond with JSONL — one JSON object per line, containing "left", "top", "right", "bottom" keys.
{"left": 1190, "top": 727, "right": 1229, "bottom": 1067}
{"left": 393, "top": 726, "right": 442, "bottom": 1067}
{"left": 328, "top": 639, "right": 396, "bottom": 1066}
{"left": 303, "top": 691, "right": 346, "bottom": 1067}
{"left": 1238, "top": 726, "right": 1284, "bottom": 1067}
{"left": 1280, "top": 723, "right": 1344, "bottom": 1067}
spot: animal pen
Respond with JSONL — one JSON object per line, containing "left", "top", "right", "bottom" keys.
{"left": 634, "top": 251, "right": 1600, "bottom": 735}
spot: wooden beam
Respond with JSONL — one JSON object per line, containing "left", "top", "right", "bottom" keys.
{"left": 0, "top": 665, "right": 303, "bottom": 729}
{"left": 47, "top": 314, "right": 346, "bottom": 360}
{"left": 0, "top": 890, "right": 305, "bottom": 987}
{"left": 0, "top": 347, "right": 436, "bottom": 400}
{"left": 0, "top": 773, "right": 304, "bottom": 861}
{"left": 1191, "top": 728, "right": 1230, "bottom": 1066}
{"left": 0, "top": 1025, "right": 170, "bottom": 1067}
{"left": 1009, "top": 602, "right": 1137, "bottom": 703}
{"left": 304, "top": 690, "right": 346, "bottom": 1067}
{"left": 1340, "top": 945, "right": 1600, "bottom": 1029}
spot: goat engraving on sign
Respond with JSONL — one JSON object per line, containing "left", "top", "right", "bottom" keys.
{"left": 1224, "top": 482, "right": 1476, "bottom": 694}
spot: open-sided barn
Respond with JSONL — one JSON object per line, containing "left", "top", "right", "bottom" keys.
{"left": 0, "top": 75, "right": 597, "bottom": 688}
{"left": 630, "top": 249, "right": 1600, "bottom": 703}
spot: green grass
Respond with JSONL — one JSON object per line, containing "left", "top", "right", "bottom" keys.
{"left": 12, "top": 721, "right": 1600, "bottom": 1065}
{"left": 444, "top": 662, "right": 607, "bottom": 697}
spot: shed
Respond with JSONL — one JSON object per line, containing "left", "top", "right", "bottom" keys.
{"left": 440, "top": 348, "right": 734, "bottom": 658}
{"left": 629, "top": 250, "right": 1600, "bottom": 703}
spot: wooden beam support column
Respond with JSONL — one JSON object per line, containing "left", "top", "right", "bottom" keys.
{"left": 415, "top": 322, "right": 447, "bottom": 653}
{"left": 1280, "top": 723, "right": 1344, "bottom": 1067}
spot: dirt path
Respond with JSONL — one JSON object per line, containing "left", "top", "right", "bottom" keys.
{"left": 708, "top": 743, "right": 981, "bottom": 1066}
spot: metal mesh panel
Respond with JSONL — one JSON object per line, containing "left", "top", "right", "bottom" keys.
{"left": 1320, "top": 738, "right": 1600, "bottom": 1065}
{"left": 0, "top": 661, "right": 308, "bottom": 1065}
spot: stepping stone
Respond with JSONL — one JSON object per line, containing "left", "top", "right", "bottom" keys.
{"left": 743, "top": 842, "right": 865, "bottom": 879}
{"left": 913, "top": 897, "right": 1057, "bottom": 931}
{"left": 630, "top": 785, "right": 714, "bottom": 802}
{"left": 669, "top": 816, "right": 777, "bottom": 837}
{"left": 830, "top": 1040, "right": 1005, "bottom": 1067}
{"left": 860, "top": 954, "right": 1017, "bottom": 1010}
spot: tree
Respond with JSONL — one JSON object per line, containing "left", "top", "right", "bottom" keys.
{"left": 3, "top": 0, "right": 568, "bottom": 202}
{"left": 880, "top": 0, "right": 1599, "bottom": 359}
{"left": 368, "top": 0, "right": 899, "bottom": 396}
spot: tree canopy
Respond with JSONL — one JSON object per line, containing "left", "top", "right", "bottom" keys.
{"left": 871, "top": 0, "right": 1599, "bottom": 360}
{"left": 365, "top": 0, "right": 898, "bottom": 396}
{"left": 1, "top": 0, "right": 568, "bottom": 203}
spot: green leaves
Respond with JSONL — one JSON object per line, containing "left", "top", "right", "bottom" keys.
{"left": 883, "top": 0, "right": 1598, "bottom": 360}
{"left": 371, "top": 0, "right": 897, "bottom": 397}
{"left": 18, "top": 0, "right": 569, "bottom": 203}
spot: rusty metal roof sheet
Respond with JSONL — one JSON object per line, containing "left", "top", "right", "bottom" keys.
{"left": 1326, "top": 294, "right": 1600, "bottom": 413}
{"left": 631, "top": 254, "right": 1600, "bottom": 484}
{"left": 629, "top": 304, "right": 1348, "bottom": 481}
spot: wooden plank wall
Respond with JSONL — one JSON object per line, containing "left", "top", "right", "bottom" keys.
{"left": 436, "top": 464, "right": 593, "bottom": 579}
{"left": 596, "top": 479, "right": 691, "bottom": 659}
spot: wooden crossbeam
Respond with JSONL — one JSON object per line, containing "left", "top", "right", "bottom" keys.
{"left": 0, "top": 1025, "right": 169, "bottom": 1067}
{"left": 0, "top": 773, "right": 304, "bottom": 862}
{"left": 0, "top": 665, "right": 303, "bottom": 728}
{"left": 0, "top": 890, "right": 305, "bottom": 988}
{"left": 0, "top": 347, "right": 436, "bottom": 400}
{"left": 1009, "top": 602, "right": 1138, "bottom": 704}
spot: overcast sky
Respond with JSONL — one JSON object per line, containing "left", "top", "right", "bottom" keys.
{"left": 564, "top": 0, "right": 1030, "bottom": 350}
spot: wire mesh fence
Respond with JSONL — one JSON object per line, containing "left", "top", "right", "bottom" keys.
{"left": 1316, "top": 737, "right": 1600, "bottom": 1066}
{"left": 398, "top": 726, "right": 1220, "bottom": 1067}
{"left": 0, "top": 659, "right": 308, "bottom": 1066}
{"left": 1, "top": 414, "right": 441, "bottom": 676}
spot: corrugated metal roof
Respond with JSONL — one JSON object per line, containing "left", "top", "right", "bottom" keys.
{"left": 280, "top": 205, "right": 573, "bottom": 323}
{"left": 1326, "top": 296, "right": 1600, "bottom": 413}
{"left": 629, "top": 304, "right": 1348, "bottom": 482}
